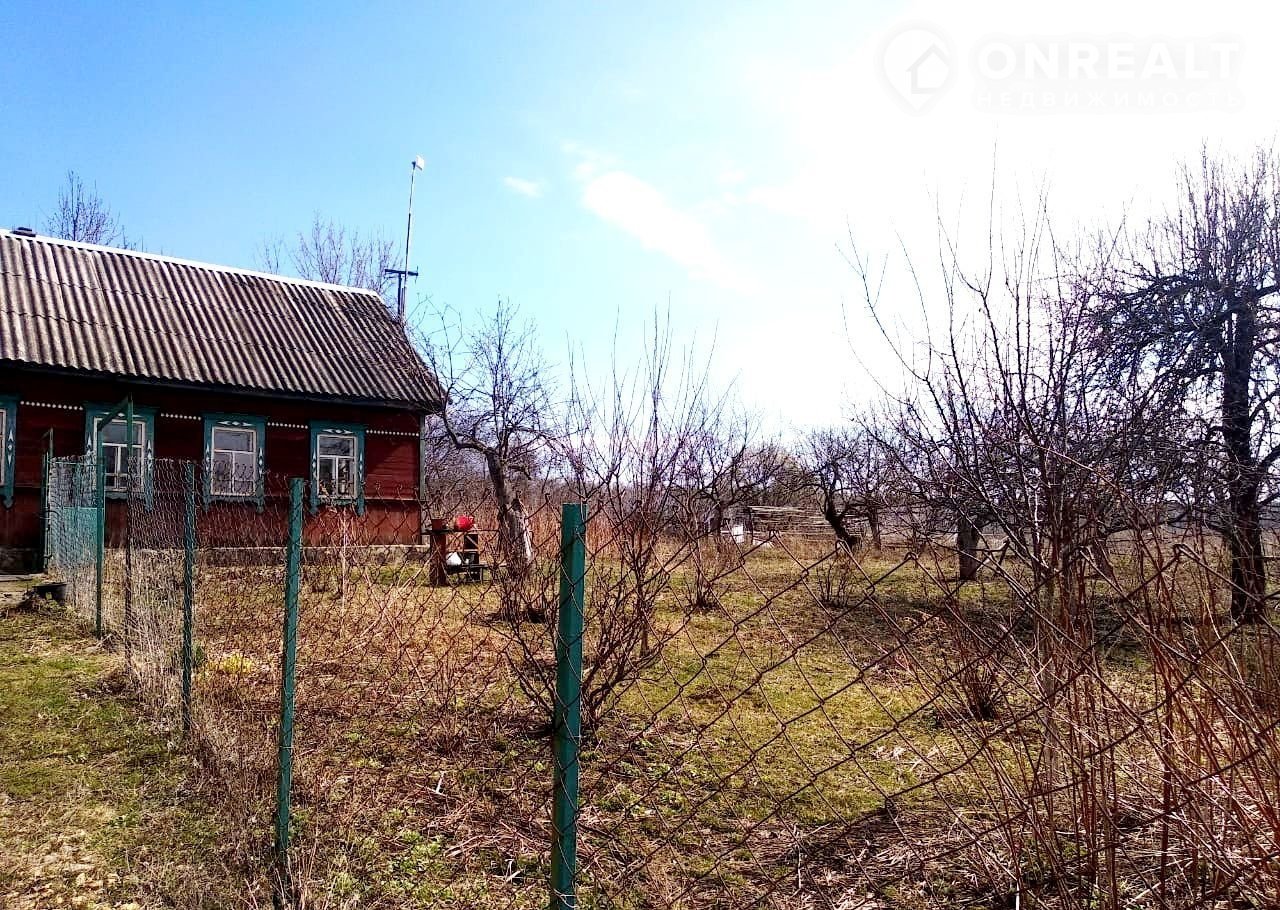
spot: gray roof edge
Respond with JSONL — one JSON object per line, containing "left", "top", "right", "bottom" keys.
{"left": 0, "top": 229, "right": 389, "bottom": 301}
{"left": 0, "top": 358, "right": 441, "bottom": 412}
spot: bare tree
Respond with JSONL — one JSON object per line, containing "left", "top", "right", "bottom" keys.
{"left": 677, "top": 414, "right": 791, "bottom": 538}
{"left": 801, "top": 418, "right": 901, "bottom": 552}
{"left": 850, "top": 187, "right": 1175, "bottom": 597}
{"left": 1094, "top": 149, "right": 1280, "bottom": 622}
{"left": 258, "top": 214, "right": 396, "bottom": 302}
{"left": 419, "top": 426, "right": 490, "bottom": 519}
{"left": 417, "top": 302, "right": 554, "bottom": 576}
{"left": 800, "top": 427, "right": 867, "bottom": 553}
{"left": 44, "top": 170, "right": 134, "bottom": 248}
{"left": 749, "top": 442, "right": 810, "bottom": 507}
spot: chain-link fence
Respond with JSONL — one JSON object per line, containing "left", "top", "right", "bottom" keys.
{"left": 45, "top": 455, "right": 99, "bottom": 619}
{"left": 40, "top": 456, "right": 1280, "bottom": 909}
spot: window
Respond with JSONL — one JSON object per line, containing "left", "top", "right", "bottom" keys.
{"left": 98, "top": 419, "right": 147, "bottom": 492}
{"left": 203, "top": 415, "right": 265, "bottom": 507}
{"left": 316, "top": 434, "right": 356, "bottom": 498}
{"left": 309, "top": 422, "right": 365, "bottom": 513}
{"left": 0, "top": 397, "right": 15, "bottom": 507}
{"left": 84, "top": 406, "right": 155, "bottom": 500}
{"left": 212, "top": 426, "right": 257, "bottom": 496}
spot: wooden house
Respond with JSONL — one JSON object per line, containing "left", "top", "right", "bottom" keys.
{"left": 0, "top": 228, "right": 442, "bottom": 569}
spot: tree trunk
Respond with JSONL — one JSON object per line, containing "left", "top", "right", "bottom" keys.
{"left": 710, "top": 501, "right": 726, "bottom": 539}
{"left": 1228, "top": 493, "right": 1267, "bottom": 622}
{"left": 821, "top": 494, "right": 861, "bottom": 554}
{"left": 957, "top": 513, "right": 981, "bottom": 581}
{"left": 485, "top": 450, "right": 532, "bottom": 575}
{"left": 1089, "top": 536, "right": 1117, "bottom": 583}
{"left": 1224, "top": 302, "right": 1267, "bottom": 622}
{"left": 867, "top": 507, "right": 883, "bottom": 551}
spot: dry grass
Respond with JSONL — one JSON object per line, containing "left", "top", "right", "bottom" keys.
{"left": 39, "top": 529, "right": 1280, "bottom": 909}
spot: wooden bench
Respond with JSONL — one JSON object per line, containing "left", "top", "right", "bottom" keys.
{"left": 444, "top": 532, "right": 489, "bottom": 583}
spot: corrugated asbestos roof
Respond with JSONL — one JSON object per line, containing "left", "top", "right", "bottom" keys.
{"left": 0, "top": 230, "right": 442, "bottom": 410}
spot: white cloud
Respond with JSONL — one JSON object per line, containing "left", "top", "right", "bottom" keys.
{"left": 708, "top": 0, "right": 1280, "bottom": 422}
{"left": 578, "top": 169, "right": 752, "bottom": 292}
{"left": 560, "top": 142, "right": 751, "bottom": 290}
{"left": 561, "top": 141, "right": 617, "bottom": 181}
{"left": 502, "top": 176, "right": 545, "bottom": 198}
{"left": 717, "top": 166, "right": 748, "bottom": 186}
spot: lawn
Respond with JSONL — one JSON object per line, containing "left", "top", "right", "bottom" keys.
{"left": 0, "top": 599, "right": 243, "bottom": 909}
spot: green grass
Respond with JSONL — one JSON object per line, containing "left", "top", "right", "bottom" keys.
{"left": 0, "top": 601, "right": 242, "bottom": 909}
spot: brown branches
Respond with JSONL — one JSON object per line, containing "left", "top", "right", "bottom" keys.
{"left": 257, "top": 214, "right": 397, "bottom": 301}
{"left": 44, "top": 170, "right": 134, "bottom": 248}
{"left": 1093, "top": 148, "right": 1280, "bottom": 621}
{"left": 416, "top": 301, "right": 556, "bottom": 577}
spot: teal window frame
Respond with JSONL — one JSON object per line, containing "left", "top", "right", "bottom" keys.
{"left": 84, "top": 405, "right": 156, "bottom": 501}
{"left": 309, "top": 421, "right": 365, "bottom": 514}
{"left": 0, "top": 396, "right": 16, "bottom": 507}
{"left": 203, "top": 414, "right": 266, "bottom": 510}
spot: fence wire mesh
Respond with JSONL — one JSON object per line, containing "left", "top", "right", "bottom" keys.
{"left": 45, "top": 455, "right": 98, "bottom": 619}
{"left": 39, "top": 456, "right": 1280, "bottom": 909}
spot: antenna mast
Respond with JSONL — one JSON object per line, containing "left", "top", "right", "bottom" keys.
{"left": 385, "top": 156, "right": 425, "bottom": 323}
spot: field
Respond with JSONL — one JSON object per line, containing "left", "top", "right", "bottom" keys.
{"left": 41, "top": 522, "right": 1276, "bottom": 909}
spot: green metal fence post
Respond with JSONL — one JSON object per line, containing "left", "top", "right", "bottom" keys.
{"left": 92, "top": 397, "right": 130, "bottom": 639}
{"left": 121, "top": 398, "right": 134, "bottom": 663}
{"left": 274, "top": 477, "right": 304, "bottom": 892}
{"left": 181, "top": 462, "right": 197, "bottom": 737}
{"left": 551, "top": 502, "right": 587, "bottom": 910}
{"left": 39, "top": 449, "right": 50, "bottom": 573}
{"left": 94, "top": 450, "right": 106, "bottom": 638}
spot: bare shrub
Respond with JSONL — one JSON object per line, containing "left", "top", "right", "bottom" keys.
{"left": 814, "top": 556, "right": 861, "bottom": 611}
{"left": 680, "top": 541, "right": 740, "bottom": 613}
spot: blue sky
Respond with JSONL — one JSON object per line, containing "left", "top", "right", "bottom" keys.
{"left": 1, "top": 1, "right": 1275, "bottom": 431}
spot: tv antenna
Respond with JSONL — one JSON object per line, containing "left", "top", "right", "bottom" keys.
{"left": 385, "top": 155, "right": 425, "bottom": 323}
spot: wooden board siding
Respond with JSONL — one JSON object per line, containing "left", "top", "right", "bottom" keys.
{"left": 0, "top": 367, "right": 425, "bottom": 563}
